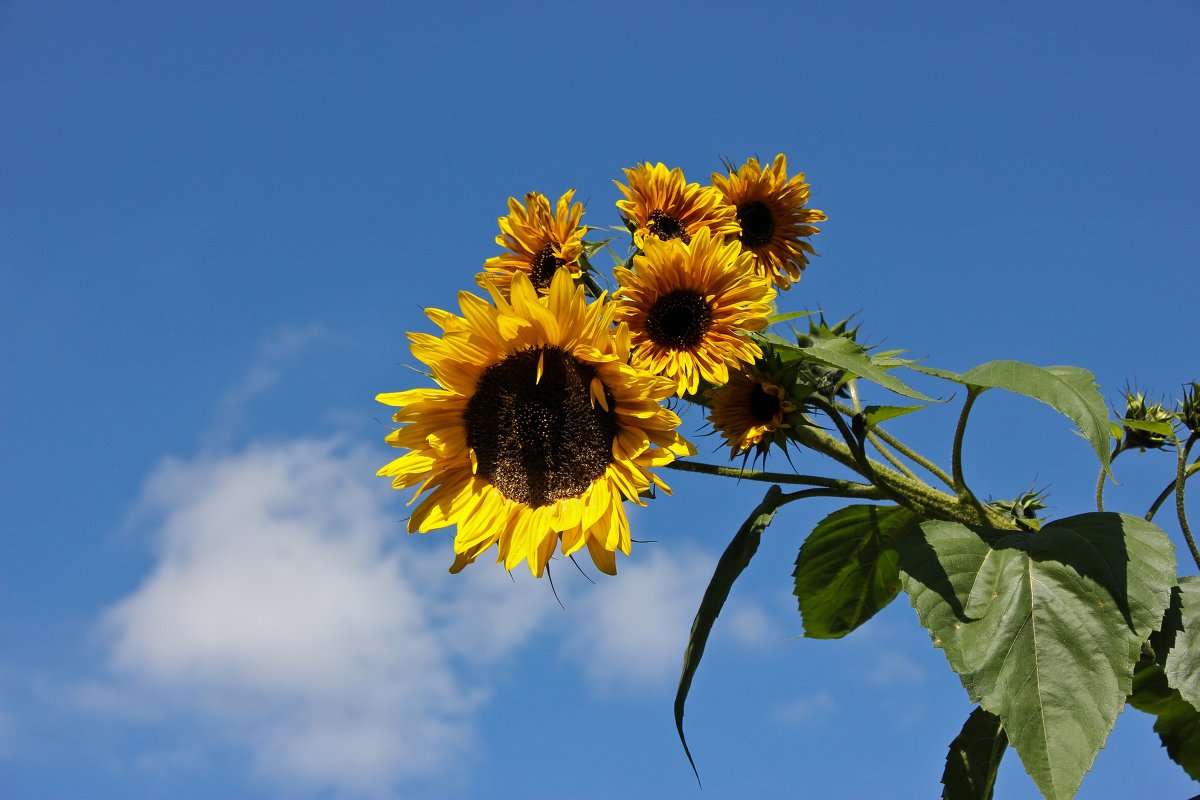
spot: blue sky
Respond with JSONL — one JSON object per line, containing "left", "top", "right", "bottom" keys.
{"left": 2, "top": 2, "right": 1198, "bottom": 798}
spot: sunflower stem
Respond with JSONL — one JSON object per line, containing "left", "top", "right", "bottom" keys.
{"left": 664, "top": 459, "right": 878, "bottom": 494}
{"left": 866, "top": 432, "right": 920, "bottom": 481}
{"left": 1175, "top": 433, "right": 1200, "bottom": 571}
{"left": 833, "top": 399, "right": 955, "bottom": 489}
{"left": 951, "top": 388, "right": 980, "bottom": 499}
{"left": 1145, "top": 458, "right": 1200, "bottom": 522}
{"left": 788, "top": 415, "right": 1014, "bottom": 529}
{"left": 1096, "top": 442, "right": 1124, "bottom": 513}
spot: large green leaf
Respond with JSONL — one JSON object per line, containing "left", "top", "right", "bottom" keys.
{"left": 942, "top": 706, "right": 1008, "bottom": 800}
{"left": 917, "top": 361, "right": 1111, "bottom": 474}
{"left": 798, "top": 336, "right": 933, "bottom": 401}
{"left": 674, "top": 484, "right": 785, "bottom": 783}
{"left": 793, "top": 504, "right": 919, "bottom": 638}
{"left": 1154, "top": 577, "right": 1200, "bottom": 712}
{"left": 899, "top": 513, "right": 1176, "bottom": 800}
{"left": 1128, "top": 656, "right": 1200, "bottom": 781}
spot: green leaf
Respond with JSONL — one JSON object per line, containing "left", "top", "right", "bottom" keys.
{"left": 674, "top": 484, "right": 786, "bottom": 784}
{"left": 961, "top": 361, "right": 1111, "bottom": 475}
{"left": 798, "top": 336, "right": 933, "bottom": 401}
{"left": 793, "top": 504, "right": 919, "bottom": 638}
{"left": 1155, "top": 577, "right": 1200, "bottom": 712}
{"left": 766, "top": 309, "right": 816, "bottom": 326}
{"left": 942, "top": 706, "right": 1008, "bottom": 800}
{"left": 899, "top": 513, "right": 1176, "bottom": 800}
{"left": 1128, "top": 656, "right": 1200, "bottom": 781}
{"left": 862, "top": 403, "right": 930, "bottom": 426}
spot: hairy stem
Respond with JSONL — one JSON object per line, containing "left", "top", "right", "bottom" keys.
{"left": 1096, "top": 442, "right": 1124, "bottom": 513}
{"left": 664, "top": 459, "right": 878, "bottom": 495}
{"left": 870, "top": 426, "right": 955, "bottom": 490}
{"left": 1177, "top": 433, "right": 1200, "bottom": 571}
{"left": 951, "top": 388, "right": 981, "bottom": 498}
{"left": 866, "top": 432, "right": 919, "bottom": 481}
{"left": 1145, "top": 459, "right": 1200, "bottom": 522}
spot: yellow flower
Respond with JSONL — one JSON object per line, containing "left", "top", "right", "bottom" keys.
{"left": 377, "top": 269, "right": 694, "bottom": 577}
{"left": 477, "top": 190, "right": 587, "bottom": 296}
{"left": 613, "top": 227, "right": 776, "bottom": 397}
{"left": 707, "top": 369, "right": 797, "bottom": 459}
{"left": 615, "top": 162, "right": 738, "bottom": 250}
{"left": 711, "top": 154, "right": 827, "bottom": 290}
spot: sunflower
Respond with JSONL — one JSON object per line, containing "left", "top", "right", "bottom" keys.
{"left": 711, "top": 154, "right": 827, "bottom": 290}
{"left": 377, "top": 269, "right": 694, "bottom": 577}
{"left": 613, "top": 227, "right": 776, "bottom": 397}
{"left": 615, "top": 162, "right": 738, "bottom": 250}
{"left": 707, "top": 368, "right": 797, "bottom": 459}
{"left": 477, "top": 190, "right": 588, "bottom": 296}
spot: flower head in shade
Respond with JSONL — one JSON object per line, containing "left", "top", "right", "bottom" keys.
{"left": 707, "top": 368, "right": 798, "bottom": 460}
{"left": 615, "top": 162, "right": 738, "bottom": 250}
{"left": 711, "top": 154, "right": 827, "bottom": 290}
{"left": 377, "top": 269, "right": 693, "bottom": 577}
{"left": 613, "top": 227, "right": 776, "bottom": 397}
{"left": 477, "top": 190, "right": 588, "bottom": 296}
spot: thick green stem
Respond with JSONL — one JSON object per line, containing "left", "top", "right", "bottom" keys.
{"left": 1176, "top": 433, "right": 1200, "bottom": 571}
{"left": 788, "top": 419, "right": 1014, "bottom": 529}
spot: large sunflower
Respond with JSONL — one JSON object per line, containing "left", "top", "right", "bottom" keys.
{"left": 711, "top": 154, "right": 827, "bottom": 290}
{"left": 707, "top": 368, "right": 797, "bottom": 460}
{"left": 613, "top": 227, "right": 776, "bottom": 397}
{"left": 615, "top": 162, "right": 738, "bottom": 250}
{"left": 477, "top": 190, "right": 587, "bottom": 296}
{"left": 377, "top": 269, "right": 693, "bottom": 577}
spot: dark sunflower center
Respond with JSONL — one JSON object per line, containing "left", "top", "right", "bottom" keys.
{"left": 644, "top": 290, "right": 713, "bottom": 349}
{"left": 748, "top": 383, "right": 782, "bottom": 423}
{"left": 737, "top": 201, "right": 775, "bottom": 248}
{"left": 464, "top": 346, "right": 618, "bottom": 507}
{"left": 647, "top": 209, "right": 691, "bottom": 244}
{"left": 530, "top": 244, "right": 565, "bottom": 289}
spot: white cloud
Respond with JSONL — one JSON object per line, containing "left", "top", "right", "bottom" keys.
{"left": 98, "top": 436, "right": 770, "bottom": 795}
{"left": 559, "top": 546, "right": 717, "bottom": 689}
{"left": 100, "top": 438, "right": 552, "bottom": 796}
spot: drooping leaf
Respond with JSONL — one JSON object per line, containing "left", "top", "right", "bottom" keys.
{"left": 1120, "top": 417, "right": 1179, "bottom": 439}
{"left": 964, "top": 362, "right": 1111, "bottom": 474}
{"left": 797, "top": 336, "right": 933, "bottom": 401}
{"left": 766, "top": 309, "right": 816, "bottom": 326}
{"left": 899, "top": 513, "right": 1176, "bottom": 800}
{"left": 1155, "top": 577, "right": 1200, "bottom": 712}
{"left": 793, "top": 504, "right": 920, "bottom": 638}
{"left": 674, "top": 484, "right": 786, "bottom": 784}
{"left": 1128, "top": 655, "right": 1200, "bottom": 781}
{"left": 862, "top": 403, "right": 930, "bottom": 426}
{"left": 942, "top": 706, "right": 1008, "bottom": 800}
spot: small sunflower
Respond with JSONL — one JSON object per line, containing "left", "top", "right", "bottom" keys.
{"left": 711, "top": 154, "right": 827, "bottom": 290}
{"left": 615, "top": 162, "right": 738, "bottom": 250}
{"left": 477, "top": 190, "right": 588, "bottom": 296}
{"left": 377, "top": 269, "right": 694, "bottom": 577}
{"left": 614, "top": 227, "right": 776, "bottom": 397}
{"left": 707, "top": 369, "right": 797, "bottom": 459}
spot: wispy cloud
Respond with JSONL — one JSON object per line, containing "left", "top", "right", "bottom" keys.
{"left": 99, "top": 438, "right": 551, "bottom": 795}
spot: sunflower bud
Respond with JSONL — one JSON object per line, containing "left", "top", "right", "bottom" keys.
{"left": 1119, "top": 386, "right": 1176, "bottom": 451}
{"left": 796, "top": 314, "right": 863, "bottom": 400}
{"left": 989, "top": 487, "right": 1050, "bottom": 531}
{"left": 1177, "top": 381, "right": 1200, "bottom": 436}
